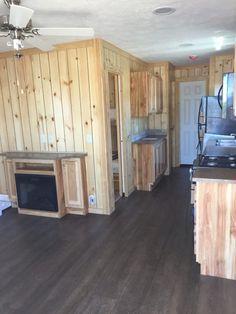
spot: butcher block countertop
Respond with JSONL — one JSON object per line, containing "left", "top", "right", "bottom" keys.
{"left": 2, "top": 151, "right": 87, "bottom": 160}
{"left": 193, "top": 167, "right": 236, "bottom": 183}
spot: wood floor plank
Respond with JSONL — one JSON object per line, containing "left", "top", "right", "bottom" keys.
{"left": 0, "top": 168, "right": 236, "bottom": 314}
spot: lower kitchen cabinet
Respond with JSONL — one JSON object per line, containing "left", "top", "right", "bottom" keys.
{"left": 133, "top": 138, "right": 167, "bottom": 191}
{"left": 193, "top": 168, "right": 236, "bottom": 280}
{"left": 62, "top": 158, "right": 88, "bottom": 215}
{"left": 155, "top": 138, "right": 167, "bottom": 178}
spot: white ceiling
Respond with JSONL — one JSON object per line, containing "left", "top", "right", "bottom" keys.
{"left": 0, "top": 0, "right": 235, "bottom": 65}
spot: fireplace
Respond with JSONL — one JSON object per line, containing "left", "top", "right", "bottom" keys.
{"left": 15, "top": 174, "right": 58, "bottom": 212}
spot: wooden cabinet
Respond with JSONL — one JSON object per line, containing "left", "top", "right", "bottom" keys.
{"left": 4, "top": 154, "right": 88, "bottom": 218}
{"left": 62, "top": 158, "right": 88, "bottom": 215}
{"left": 133, "top": 138, "right": 167, "bottom": 191}
{"left": 154, "top": 139, "right": 166, "bottom": 179}
{"left": 5, "top": 158, "right": 66, "bottom": 218}
{"left": 130, "top": 71, "right": 162, "bottom": 117}
{"left": 4, "top": 159, "right": 17, "bottom": 206}
{"left": 193, "top": 171, "right": 236, "bottom": 280}
{"left": 149, "top": 75, "right": 163, "bottom": 114}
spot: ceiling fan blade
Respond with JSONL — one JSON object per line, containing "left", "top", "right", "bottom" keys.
{"left": 9, "top": 4, "right": 34, "bottom": 28}
{"left": 0, "top": 31, "right": 9, "bottom": 36}
{"left": 26, "top": 36, "right": 54, "bottom": 51}
{"left": 35, "top": 27, "right": 94, "bottom": 37}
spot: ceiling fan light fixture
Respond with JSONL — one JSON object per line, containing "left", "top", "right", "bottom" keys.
{"left": 152, "top": 7, "right": 176, "bottom": 16}
{"left": 1, "top": 1, "right": 95, "bottom": 53}
{"left": 9, "top": 4, "right": 34, "bottom": 28}
{"left": 12, "top": 37, "right": 23, "bottom": 50}
{"left": 4, "top": 0, "right": 20, "bottom": 8}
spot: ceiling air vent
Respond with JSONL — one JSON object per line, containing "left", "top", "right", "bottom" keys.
{"left": 152, "top": 7, "right": 176, "bottom": 15}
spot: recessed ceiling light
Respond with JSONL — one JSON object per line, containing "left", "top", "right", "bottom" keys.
{"left": 179, "top": 43, "right": 194, "bottom": 47}
{"left": 152, "top": 7, "right": 176, "bottom": 15}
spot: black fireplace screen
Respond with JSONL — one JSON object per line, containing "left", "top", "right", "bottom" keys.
{"left": 15, "top": 174, "right": 58, "bottom": 212}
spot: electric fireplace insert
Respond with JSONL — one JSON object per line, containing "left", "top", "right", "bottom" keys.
{"left": 15, "top": 173, "right": 58, "bottom": 212}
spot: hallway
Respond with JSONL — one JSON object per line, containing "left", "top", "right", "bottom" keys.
{"left": 0, "top": 168, "right": 236, "bottom": 314}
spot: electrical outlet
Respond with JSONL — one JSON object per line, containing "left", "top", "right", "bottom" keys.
{"left": 88, "top": 195, "right": 96, "bottom": 205}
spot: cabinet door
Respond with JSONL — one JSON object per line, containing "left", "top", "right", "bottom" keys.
{"left": 4, "top": 159, "right": 17, "bottom": 202}
{"left": 130, "top": 72, "right": 139, "bottom": 117}
{"left": 131, "top": 71, "right": 149, "bottom": 117}
{"left": 139, "top": 72, "right": 149, "bottom": 117}
{"left": 62, "top": 159, "right": 87, "bottom": 210}
{"left": 155, "top": 144, "right": 161, "bottom": 179}
{"left": 149, "top": 76, "right": 157, "bottom": 114}
{"left": 156, "top": 76, "right": 163, "bottom": 113}
{"left": 148, "top": 75, "right": 163, "bottom": 114}
{"left": 160, "top": 139, "right": 167, "bottom": 173}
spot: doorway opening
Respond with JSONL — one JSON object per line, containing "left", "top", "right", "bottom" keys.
{"left": 108, "top": 72, "right": 124, "bottom": 202}
{"left": 179, "top": 80, "right": 206, "bottom": 165}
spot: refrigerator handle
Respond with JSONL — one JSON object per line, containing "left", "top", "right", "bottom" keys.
{"left": 197, "top": 98, "right": 203, "bottom": 154}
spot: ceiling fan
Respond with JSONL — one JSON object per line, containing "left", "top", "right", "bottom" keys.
{"left": 0, "top": 0, "right": 94, "bottom": 56}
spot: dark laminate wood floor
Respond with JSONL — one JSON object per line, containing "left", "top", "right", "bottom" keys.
{"left": 1, "top": 168, "right": 236, "bottom": 314}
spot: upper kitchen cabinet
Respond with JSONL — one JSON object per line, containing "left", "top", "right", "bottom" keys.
{"left": 130, "top": 71, "right": 163, "bottom": 117}
{"left": 149, "top": 74, "right": 163, "bottom": 114}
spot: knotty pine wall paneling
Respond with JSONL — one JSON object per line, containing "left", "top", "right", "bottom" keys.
{"left": 209, "top": 54, "right": 234, "bottom": 95}
{"left": 23, "top": 55, "right": 41, "bottom": 151}
{"left": 76, "top": 48, "right": 97, "bottom": 209}
{"left": 6, "top": 57, "right": 25, "bottom": 150}
{"left": 175, "top": 64, "right": 209, "bottom": 82}
{"left": 148, "top": 62, "right": 174, "bottom": 174}
{"left": 39, "top": 53, "right": 57, "bottom": 151}
{"left": 0, "top": 40, "right": 112, "bottom": 214}
{"left": 87, "top": 40, "right": 110, "bottom": 213}
{"left": 31, "top": 53, "right": 49, "bottom": 151}
{"left": 102, "top": 41, "right": 148, "bottom": 203}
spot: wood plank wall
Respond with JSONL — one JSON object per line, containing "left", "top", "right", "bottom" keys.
{"left": 102, "top": 41, "right": 148, "bottom": 198}
{"left": 0, "top": 39, "right": 111, "bottom": 214}
{"left": 0, "top": 38, "right": 233, "bottom": 212}
{"left": 209, "top": 54, "right": 234, "bottom": 95}
{"left": 175, "top": 64, "right": 209, "bottom": 82}
{"left": 148, "top": 62, "right": 174, "bottom": 174}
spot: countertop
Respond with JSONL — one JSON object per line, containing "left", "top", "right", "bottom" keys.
{"left": 132, "top": 135, "right": 166, "bottom": 145}
{"left": 193, "top": 167, "right": 236, "bottom": 183}
{"left": 2, "top": 151, "right": 87, "bottom": 160}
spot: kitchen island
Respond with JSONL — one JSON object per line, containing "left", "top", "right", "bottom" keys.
{"left": 193, "top": 168, "right": 236, "bottom": 280}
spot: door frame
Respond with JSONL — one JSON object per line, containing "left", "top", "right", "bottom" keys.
{"left": 174, "top": 78, "right": 208, "bottom": 166}
{"left": 105, "top": 69, "right": 125, "bottom": 207}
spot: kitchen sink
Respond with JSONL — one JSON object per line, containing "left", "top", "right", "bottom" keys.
{"left": 143, "top": 137, "right": 157, "bottom": 140}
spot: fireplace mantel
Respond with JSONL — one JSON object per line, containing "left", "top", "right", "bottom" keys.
{"left": 4, "top": 152, "right": 88, "bottom": 218}
{"left": 4, "top": 151, "right": 87, "bottom": 160}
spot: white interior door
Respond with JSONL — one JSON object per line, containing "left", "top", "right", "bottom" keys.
{"left": 180, "top": 81, "right": 206, "bottom": 164}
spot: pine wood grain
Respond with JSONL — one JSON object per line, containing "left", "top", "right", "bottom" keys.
{"left": 196, "top": 181, "right": 236, "bottom": 280}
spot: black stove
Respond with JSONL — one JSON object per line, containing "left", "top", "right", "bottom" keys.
{"left": 198, "top": 155, "right": 236, "bottom": 168}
